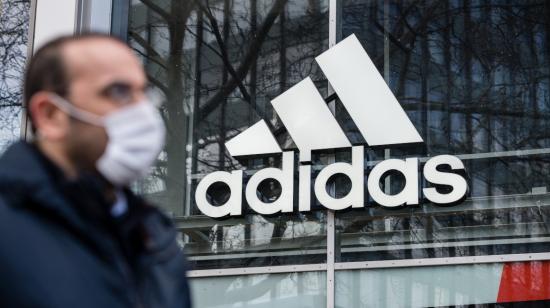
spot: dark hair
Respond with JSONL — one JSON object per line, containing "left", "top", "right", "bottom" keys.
{"left": 23, "top": 32, "right": 126, "bottom": 108}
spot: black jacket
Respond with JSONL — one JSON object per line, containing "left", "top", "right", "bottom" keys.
{"left": 0, "top": 141, "right": 191, "bottom": 308}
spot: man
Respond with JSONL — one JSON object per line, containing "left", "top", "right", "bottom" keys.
{"left": 0, "top": 33, "right": 191, "bottom": 307}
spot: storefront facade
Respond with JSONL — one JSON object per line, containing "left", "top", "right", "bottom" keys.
{"left": 2, "top": 0, "right": 550, "bottom": 307}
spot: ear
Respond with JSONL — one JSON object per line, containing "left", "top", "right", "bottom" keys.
{"left": 29, "top": 92, "right": 71, "bottom": 140}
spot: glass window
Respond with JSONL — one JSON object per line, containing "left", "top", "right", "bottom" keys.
{"left": 0, "top": 0, "right": 30, "bottom": 152}
{"left": 191, "top": 271, "right": 327, "bottom": 308}
{"left": 127, "top": 0, "right": 329, "bottom": 270}
{"left": 124, "top": 0, "right": 550, "bottom": 271}
{"left": 335, "top": 0, "right": 550, "bottom": 262}
{"left": 336, "top": 264, "right": 503, "bottom": 307}
{"left": 336, "top": 260, "right": 550, "bottom": 306}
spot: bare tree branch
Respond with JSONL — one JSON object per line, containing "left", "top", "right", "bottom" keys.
{"left": 139, "top": 0, "right": 171, "bottom": 23}
{"left": 197, "top": 1, "right": 252, "bottom": 103}
{"left": 198, "top": 0, "right": 289, "bottom": 121}
{"left": 128, "top": 30, "right": 168, "bottom": 68}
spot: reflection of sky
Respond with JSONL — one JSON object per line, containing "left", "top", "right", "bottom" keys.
{"left": 192, "top": 271, "right": 327, "bottom": 307}
{"left": 0, "top": 1, "right": 30, "bottom": 153}
{"left": 0, "top": 108, "right": 22, "bottom": 153}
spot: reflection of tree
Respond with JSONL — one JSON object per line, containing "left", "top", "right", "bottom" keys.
{"left": 129, "top": 0, "right": 327, "bottom": 266}
{"left": 345, "top": 0, "right": 550, "bottom": 201}
{"left": 131, "top": 0, "right": 290, "bottom": 206}
{"left": 339, "top": 0, "right": 550, "bottom": 265}
{"left": 346, "top": 0, "right": 550, "bottom": 154}
{"left": 0, "top": 0, "right": 30, "bottom": 152}
{"left": 130, "top": 0, "right": 550, "bottom": 269}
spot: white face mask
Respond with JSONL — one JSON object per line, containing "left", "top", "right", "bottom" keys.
{"left": 49, "top": 94, "right": 166, "bottom": 186}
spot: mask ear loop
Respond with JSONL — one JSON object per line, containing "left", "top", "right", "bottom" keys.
{"left": 48, "top": 94, "right": 105, "bottom": 127}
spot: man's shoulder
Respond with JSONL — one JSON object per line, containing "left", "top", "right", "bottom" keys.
{"left": 0, "top": 141, "right": 49, "bottom": 179}
{"left": 0, "top": 196, "right": 131, "bottom": 308}
{"left": 0, "top": 195, "right": 79, "bottom": 279}
{"left": 0, "top": 194, "right": 41, "bottom": 238}
{"left": 0, "top": 141, "right": 63, "bottom": 207}
{"left": 0, "top": 194, "right": 76, "bottom": 257}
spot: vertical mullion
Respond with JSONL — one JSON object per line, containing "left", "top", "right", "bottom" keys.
{"left": 326, "top": 210, "right": 335, "bottom": 308}
{"left": 110, "top": 0, "right": 129, "bottom": 40}
{"left": 383, "top": 0, "right": 392, "bottom": 234}
{"left": 21, "top": 0, "right": 38, "bottom": 141}
{"left": 327, "top": 1, "right": 340, "bottom": 307}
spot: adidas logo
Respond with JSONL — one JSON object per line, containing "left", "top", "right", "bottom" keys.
{"left": 195, "top": 34, "right": 468, "bottom": 218}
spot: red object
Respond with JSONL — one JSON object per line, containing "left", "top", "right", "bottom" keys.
{"left": 497, "top": 261, "right": 550, "bottom": 303}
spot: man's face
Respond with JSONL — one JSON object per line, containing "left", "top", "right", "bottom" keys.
{"left": 61, "top": 38, "right": 148, "bottom": 172}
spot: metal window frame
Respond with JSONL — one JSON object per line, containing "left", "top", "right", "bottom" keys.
{"left": 188, "top": 252, "right": 550, "bottom": 278}
{"left": 20, "top": 0, "right": 113, "bottom": 140}
{"left": 19, "top": 0, "right": 38, "bottom": 140}
{"left": 325, "top": 1, "right": 341, "bottom": 307}
{"left": 76, "top": 0, "right": 113, "bottom": 34}
{"left": 21, "top": 0, "right": 81, "bottom": 140}
{"left": 188, "top": 263, "right": 327, "bottom": 278}
{"left": 110, "top": 0, "right": 129, "bottom": 40}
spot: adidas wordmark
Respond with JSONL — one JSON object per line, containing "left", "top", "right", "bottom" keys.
{"left": 195, "top": 34, "right": 468, "bottom": 218}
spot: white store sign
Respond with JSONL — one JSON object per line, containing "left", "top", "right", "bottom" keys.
{"left": 195, "top": 34, "right": 469, "bottom": 218}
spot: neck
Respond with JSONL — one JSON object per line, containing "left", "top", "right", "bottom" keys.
{"left": 36, "top": 139, "right": 79, "bottom": 180}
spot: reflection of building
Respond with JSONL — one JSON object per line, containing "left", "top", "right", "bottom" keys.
{"left": 5, "top": 0, "right": 550, "bottom": 307}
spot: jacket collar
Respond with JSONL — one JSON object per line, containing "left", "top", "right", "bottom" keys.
{"left": 0, "top": 141, "right": 115, "bottom": 240}
{"left": 0, "top": 141, "right": 76, "bottom": 214}
{"left": 0, "top": 141, "right": 176, "bottom": 259}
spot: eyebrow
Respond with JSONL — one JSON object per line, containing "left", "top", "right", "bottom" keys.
{"left": 99, "top": 81, "right": 149, "bottom": 93}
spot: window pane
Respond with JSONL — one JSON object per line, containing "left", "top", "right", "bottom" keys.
{"left": 336, "top": 0, "right": 550, "bottom": 262}
{"left": 191, "top": 271, "right": 327, "bottom": 308}
{"left": 127, "top": 0, "right": 329, "bottom": 269}
{"left": 337, "top": 261, "right": 550, "bottom": 306}
{"left": 0, "top": 0, "right": 30, "bottom": 152}
{"left": 336, "top": 264, "right": 503, "bottom": 307}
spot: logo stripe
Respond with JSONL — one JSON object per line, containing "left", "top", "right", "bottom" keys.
{"left": 225, "top": 33, "right": 423, "bottom": 159}
{"left": 271, "top": 77, "right": 351, "bottom": 162}
{"left": 225, "top": 120, "right": 282, "bottom": 157}
{"left": 316, "top": 34, "right": 423, "bottom": 146}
